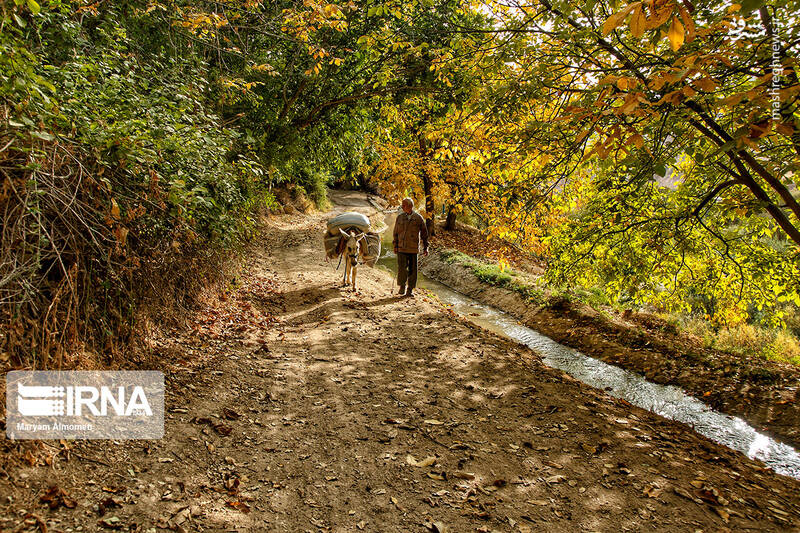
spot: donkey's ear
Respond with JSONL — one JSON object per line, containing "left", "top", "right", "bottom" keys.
{"left": 356, "top": 232, "right": 366, "bottom": 241}
{"left": 339, "top": 228, "right": 349, "bottom": 237}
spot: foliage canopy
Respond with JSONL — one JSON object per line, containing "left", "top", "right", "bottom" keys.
{"left": 2, "top": 0, "right": 799, "bottom": 365}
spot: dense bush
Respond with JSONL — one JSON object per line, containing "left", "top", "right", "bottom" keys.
{"left": 1, "top": 3, "right": 272, "bottom": 367}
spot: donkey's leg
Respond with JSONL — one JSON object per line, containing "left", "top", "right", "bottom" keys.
{"left": 348, "top": 258, "right": 354, "bottom": 287}
{"left": 352, "top": 265, "right": 357, "bottom": 291}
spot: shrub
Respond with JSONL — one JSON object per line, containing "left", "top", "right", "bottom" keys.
{"left": 0, "top": 7, "right": 269, "bottom": 368}
{"left": 715, "top": 324, "right": 773, "bottom": 357}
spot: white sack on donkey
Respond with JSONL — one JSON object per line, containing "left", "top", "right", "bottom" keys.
{"left": 324, "top": 212, "right": 382, "bottom": 291}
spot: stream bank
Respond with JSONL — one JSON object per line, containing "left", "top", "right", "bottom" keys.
{"left": 420, "top": 250, "right": 800, "bottom": 451}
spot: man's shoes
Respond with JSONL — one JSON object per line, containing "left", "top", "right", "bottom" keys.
{"left": 398, "top": 285, "right": 405, "bottom": 295}
{"left": 405, "top": 289, "right": 414, "bottom": 297}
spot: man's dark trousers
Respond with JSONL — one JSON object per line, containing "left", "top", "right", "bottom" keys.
{"left": 397, "top": 252, "right": 418, "bottom": 290}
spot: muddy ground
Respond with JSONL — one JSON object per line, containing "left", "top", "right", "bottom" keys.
{"left": 1, "top": 190, "right": 799, "bottom": 532}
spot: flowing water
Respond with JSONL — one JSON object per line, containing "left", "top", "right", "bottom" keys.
{"left": 377, "top": 250, "right": 800, "bottom": 479}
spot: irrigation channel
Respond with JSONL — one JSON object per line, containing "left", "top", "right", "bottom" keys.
{"left": 376, "top": 250, "right": 800, "bottom": 480}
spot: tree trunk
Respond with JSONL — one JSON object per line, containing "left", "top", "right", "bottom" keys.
{"left": 418, "top": 134, "right": 435, "bottom": 236}
{"left": 422, "top": 173, "right": 435, "bottom": 236}
{"left": 444, "top": 205, "right": 456, "bottom": 230}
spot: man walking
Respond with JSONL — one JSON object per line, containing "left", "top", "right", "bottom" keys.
{"left": 393, "top": 197, "right": 429, "bottom": 297}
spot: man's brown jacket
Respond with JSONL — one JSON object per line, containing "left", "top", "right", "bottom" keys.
{"left": 393, "top": 211, "right": 429, "bottom": 254}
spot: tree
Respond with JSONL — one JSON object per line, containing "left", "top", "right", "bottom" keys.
{"left": 420, "top": 0, "right": 800, "bottom": 323}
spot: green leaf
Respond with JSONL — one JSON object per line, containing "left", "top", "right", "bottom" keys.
{"left": 27, "top": 0, "right": 41, "bottom": 14}
{"left": 13, "top": 13, "right": 26, "bottom": 27}
{"left": 740, "top": 0, "right": 764, "bottom": 14}
{"left": 32, "top": 131, "right": 55, "bottom": 141}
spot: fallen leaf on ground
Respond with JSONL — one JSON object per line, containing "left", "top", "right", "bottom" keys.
{"left": 226, "top": 501, "right": 251, "bottom": 513}
{"left": 222, "top": 407, "right": 242, "bottom": 420}
{"left": 695, "top": 485, "right": 729, "bottom": 506}
{"left": 390, "top": 496, "right": 406, "bottom": 511}
{"left": 581, "top": 443, "right": 597, "bottom": 454}
{"left": 425, "top": 521, "right": 448, "bottom": 533}
{"left": 545, "top": 475, "right": 566, "bottom": 484}
{"left": 214, "top": 423, "right": 233, "bottom": 436}
{"left": 23, "top": 514, "right": 47, "bottom": 533}
{"left": 97, "top": 516, "right": 124, "bottom": 530}
{"left": 223, "top": 477, "right": 240, "bottom": 493}
{"left": 98, "top": 496, "right": 122, "bottom": 516}
{"left": 40, "top": 486, "right": 77, "bottom": 510}
{"left": 424, "top": 419, "right": 444, "bottom": 425}
{"left": 643, "top": 486, "right": 663, "bottom": 498}
{"left": 407, "top": 454, "right": 437, "bottom": 467}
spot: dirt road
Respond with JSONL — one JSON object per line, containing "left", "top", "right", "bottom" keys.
{"left": 2, "top": 191, "right": 799, "bottom": 532}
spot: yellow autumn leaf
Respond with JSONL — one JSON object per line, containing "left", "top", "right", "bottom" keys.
{"left": 114, "top": 226, "right": 129, "bottom": 246}
{"left": 111, "top": 199, "right": 121, "bottom": 220}
{"left": 602, "top": 3, "right": 639, "bottom": 37}
{"left": 619, "top": 93, "right": 641, "bottom": 114}
{"left": 629, "top": 133, "right": 645, "bottom": 148}
{"left": 599, "top": 74, "right": 619, "bottom": 85}
{"left": 648, "top": 74, "right": 670, "bottom": 91}
{"left": 629, "top": 5, "right": 646, "bottom": 38}
{"left": 616, "top": 77, "right": 638, "bottom": 91}
{"left": 668, "top": 16, "right": 684, "bottom": 51}
{"left": 694, "top": 77, "right": 716, "bottom": 92}
{"left": 646, "top": 3, "right": 673, "bottom": 29}
{"left": 745, "top": 86, "right": 763, "bottom": 100}
{"left": 576, "top": 129, "right": 592, "bottom": 143}
{"left": 677, "top": 5, "right": 695, "bottom": 43}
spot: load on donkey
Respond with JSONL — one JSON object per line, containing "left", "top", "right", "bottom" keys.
{"left": 324, "top": 212, "right": 382, "bottom": 291}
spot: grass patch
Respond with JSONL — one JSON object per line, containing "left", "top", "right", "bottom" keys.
{"left": 573, "top": 287, "right": 613, "bottom": 308}
{"left": 437, "top": 248, "right": 544, "bottom": 304}
{"left": 678, "top": 315, "right": 800, "bottom": 366}
{"left": 440, "top": 249, "right": 473, "bottom": 265}
{"left": 473, "top": 263, "right": 514, "bottom": 286}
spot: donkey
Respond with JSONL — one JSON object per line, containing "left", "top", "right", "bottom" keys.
{"left": 339, "top": 229, "right": 366, "bottom": 291}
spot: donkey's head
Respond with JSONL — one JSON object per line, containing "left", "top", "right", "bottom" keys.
{"left": 340, "top": 229, "right": 365, "bottom": 264}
